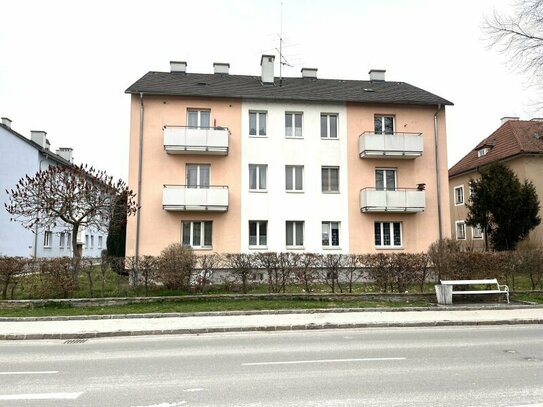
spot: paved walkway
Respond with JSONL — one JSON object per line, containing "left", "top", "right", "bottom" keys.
{"left": 1, "top": 305, "right": 543, "bottom": 340}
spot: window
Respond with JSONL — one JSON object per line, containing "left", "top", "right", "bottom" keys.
{"left": 374, "top": 115, "right": 394, "bottom": 134}
{"left": 374, "top": 222, "right": 402, "bottom": 247}
{"left": 186, "top": 164, "right": 210, "bottom": 188}
{"left": 182, "top": 221, "right": 213, "bottom": 248}
{"left": 322, "top": 166, "right": 339, "bottom": 193}
{"left": 376, "top": 168, "right": 396, "bottom": 191}
{"left": 249, "top": 164, "right": 267, "bottom": 191}
{"left": 285, "top": 165, "right": 303, "bottom": 191}
{"left": 44, "top": 231, "right": 53, "bottom": 248}
{"left": 472, "top": 225, "right": 483, "bottom": 239}
{"left": 187, "top": 109, "right": 210, "bottom": 128}
{"left": 85, "top": 234, "right": 89, "bottom": 247}
{"left": 477, "top": 147, "right": 490, "bottom": 157}
{"left": 98, "top": 236, "right": 103, "bottom": 249}
{"left": 59, "top": 232, "right": 66, "bottom": 249}
{"left": 249, "top": 221, "right": 268, "bottom": 247}
{"left": 249, "top": 111, "right": 267, "bottom": 136}
{"left": 66, "top": 233, "right": 71, "bottom": 250}
{"left": 454, "top": 185, "right": 464, "bottom": 205}
{"left": 322, "top": 222, "right": 340, "bottom": 247}
{"left": 90, "top": 235, "right": 94, "bottom": 249}
{"left": 456, "top": 221, "right": 466, "bottom": 240}
{"left": 285, "top": 112, "right": 303, "bottom": 138}
{"left": 321, "top": 114, "right": 338, "bottom": 138}
{"left": 286, "top": 221, "right": 304, "bottom": 248}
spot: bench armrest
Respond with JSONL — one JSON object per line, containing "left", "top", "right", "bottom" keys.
{"left": 499, "top": 284, "right": 509, "bottom": 292}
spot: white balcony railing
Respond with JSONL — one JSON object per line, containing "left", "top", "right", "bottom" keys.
{"left": 360, "top": 188, "right": 425, "bottom": 213}
{"left": 359, "top": 132, "right": 423, "bottom": 159}
{"left": 163, "top": 126, "right": 229, "bottom": 155}
{"left": 163, "top": 185, "right": 229, "bottom": 211}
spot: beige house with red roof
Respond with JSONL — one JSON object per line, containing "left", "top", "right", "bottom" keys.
{"left": 449, "top": 117, "right": 543, "bottom": 249}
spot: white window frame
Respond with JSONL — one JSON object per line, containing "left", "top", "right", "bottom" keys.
{"left": 286, "top": 221, "right": 304, "bottom": 249}
{"left": 456, "top": 221, "right": 466, "bottom": 240}
{"left": 375, "top": 168, "right": 397, "bottom": 191}
{"left": 249, "top": 111, "right": 267, "bottom": 137}
{"left": 187, "top": 109, "right": 211, "bottom": 128}
{"left": 44, "top": 231, "right": 53, "bottom": 248}
{"left": 477, "top": 147, "right": 490, "bottom": 157}
{"left": 322, "top": 166, "right": 340, "bottom": 193}
{"left": 186, "top": 164, "right": 210, "bottom": 188}
{"left": 322, "top": 221, "right": 340, "bottom": 248}
{"left": 472, "top": 225, "right": 484, "bottom": 240}
{"left": 374, "top": 115, "right": 395, "bottom": 135}
{"left": 249, "top": 220, "right": 268, "bottom": 248}
{"left": 66, "top": 233, "right": 72, "bottom": 251}
{"left": 374, "top": 222, "right": 402, "bottom": 248}
{"left": 182, "top": 221, "right": 213, "bottom": 249}
{"left": 454, "top": 185, "right": 464, "bottom": 205}
{"left": 320, "top": 113, "right": 338, "bottom": 139}
{"left": 249, "top": 164, "right": 267, "bottom": 191}
{"left": 285, "top": 112, "right": 303, "bottom": 138}
{"left": 285, "top": 165, "right": 304, "bottom": 192}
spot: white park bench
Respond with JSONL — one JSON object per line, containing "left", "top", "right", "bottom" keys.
{"left": 436, "top": 279, "right": 509, "bottom": 305}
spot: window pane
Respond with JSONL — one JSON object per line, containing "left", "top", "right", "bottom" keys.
{"left": 260, "top": 221, "right": 267, "bottom": 246}
{"left": 285, "top": 113, "right": 292, "bottom": 137}
{"left": 286, "top": 166, "right": 293, "bottom": 190}
{"left": 375, "top": 170, "right": 384, "bottom": 190}
{"left": 294, "top": 114, "right": 302, "bottom": 137}
{"left": 187, "top": 165, "right": 197, "bottom": 187}
{"left": 374, "top": 223, "right": 381, "bottom": 246}
{"left": 386, "top": 170, "right": 395, "bottom": 190}
{"left": 188, "top": 111, "right": 198, "bottom": 127}
{"left": 200, "top": 165, "right": 210, "bottom": 187}
{"left": 295, "top": 166, "right": 303, "bottom": 190}
{"left": 200, "top": 111, "right": 210, "bottom": 127}
{"left": 330, "top": 168, "right": 339, "bottom": 191}
{"left": 286, "top": 222, "right": 293, "bottom": 246}
{"left": 331, "top": 222, "right": 339, "bottom": 246}
{"left": 393, "top": 223, "right": 401, "bottom": 246}
{"left": 249, "top": 112, "right": 256, "bottom": 135}
{"left": 374, "top": 116, "right": 382, "bottom": 134}
{"left": 296, "top": 222, "right": 304, "bottom": 246}
{"left": 322, "top": 223, "right": 330, "bottom": 246}
{"left": 259, "top": 113, "right": 266, "bottom": 135}
{"left": 321, "top": 168, "right": 328, "bottom": 191}
{"left": 182, "top": 222, "right": 191, "bottom": 245}
{"left": 383, "top": 222, "right": 391, "bottom": 246}
{"left": 259, "top": 165, "right": 267, "bottom": 189}
{"left": 193, "top": 222, "right": 201, "bottom": 246}
{"left": 204, "top": 221, "right": 212, "bottom": 246}
{"left": 249, "top": 221, "right": 257, "bottom": 246}
{"left": 384, "top": 117, "right": 394, "bottom": 134}
{"left": 330, "top": 115, "right": 337, "bottom": 138}
{"left": 249, "top": 166, "right": 257, "bottom": 189}
{"left": 321, "top": 115, "right": 327, "bottom": 138}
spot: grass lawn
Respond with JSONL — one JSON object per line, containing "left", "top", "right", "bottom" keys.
{"left": 0, "top": 297, "right": 435, "bottom": 318}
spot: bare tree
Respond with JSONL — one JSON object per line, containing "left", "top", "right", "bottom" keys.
{"left": 5, "top": 164, "right": 137, "bottom": 279}
{"left": 484, "top": 1, "right": 543, "bottom": 91}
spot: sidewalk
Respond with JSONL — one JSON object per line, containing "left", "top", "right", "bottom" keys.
{"left": 1, "top": 305, "right": 543, "bottom": 340}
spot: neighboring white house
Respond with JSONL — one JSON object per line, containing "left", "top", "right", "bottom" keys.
{"left": 0, "top": 117, "right": 107, "bottom": 258}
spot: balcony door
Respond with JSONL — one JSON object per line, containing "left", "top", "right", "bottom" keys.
{"left": 186, "top": 164, "right": 210, "bottom": 188}
{"left": 375, "top": 168, "right": 396, "bottom": 191}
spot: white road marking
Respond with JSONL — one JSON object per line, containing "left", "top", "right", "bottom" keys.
{"left": 183, "top": 388, "right": 204, "bottom": 392}
{"left": 0, "top": 371, "right": 58, "bottom": 375}
{"left": 130, "top": 401, "right": 187, "bottom": 407}
{"left": 0, "top": 392, "right": 83, "bottom": 400}
{"left": 242, "top": 357, "right": 407, "bottom": 366}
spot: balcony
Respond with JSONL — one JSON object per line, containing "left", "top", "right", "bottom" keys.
{"left": 360, "top": 188, "right": 425, "bottom": 213}
{"left": 358, "top": 132, "right": 423, "bottom": 159}
{"left": 163, "top": 185, "right": 229, "bottom": 211}
{"left": 163, "top": 126, "right": 229, "bottom": 155}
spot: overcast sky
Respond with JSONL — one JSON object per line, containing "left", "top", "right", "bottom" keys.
{"left": 0, "top": 0, "right": 540, "bottom": 181}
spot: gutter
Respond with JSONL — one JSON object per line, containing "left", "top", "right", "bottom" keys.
{"left": 135, "top": 93, "right": 145, "bottom": 259}
{"left": 434, "top": 105, "right": 443, "bottom": 241}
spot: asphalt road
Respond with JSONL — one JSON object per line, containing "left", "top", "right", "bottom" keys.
{"left": 0, "top": 325, "right": 542, "bottom": 406}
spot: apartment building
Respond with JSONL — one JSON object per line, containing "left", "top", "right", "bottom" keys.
{"left": 449, "top": 117, "right": 543, "bottom": 248}
{"left": 125, "top": 56, "right": 452, "bottom": 256}
{"left": 0, "top": 118, "right": 106, "bottom": 258}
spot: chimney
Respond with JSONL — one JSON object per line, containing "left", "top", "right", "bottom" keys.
{"left": 369, "top": 69, "right": 386, "bottom": 82}
{"left": 500, "top": 116, "right": 519, "bottom": 125}
{"left": 260, "top": 55, "right": 275, "bottom": 84}
{"left": 1, "top": 117, "right": 12, "bottom": 128}
{"left": 170, "top": 61, "right": 187, "bottom": 73}
{"left": 30, "top": 130, "right": 48, "bottom": 149}
{"left": 213, "top": 62, "right": 230, "bottom": 74}
{"left": 301, "top": 68, "right": 317, "bottom": 78}
{"left": 56, "top": 147, "right": 74, "bottom": 163}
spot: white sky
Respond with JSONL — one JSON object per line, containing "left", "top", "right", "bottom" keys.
{"left": 1, "top": 0, "right": 540, "bottom": 181}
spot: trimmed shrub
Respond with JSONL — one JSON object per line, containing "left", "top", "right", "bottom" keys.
{"left": 156, "top": 244, "right": 196, "bottom": 290}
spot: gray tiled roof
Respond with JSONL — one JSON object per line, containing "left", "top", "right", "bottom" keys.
{"left": 126, "top": 72, "right": 453, "bottom": 106}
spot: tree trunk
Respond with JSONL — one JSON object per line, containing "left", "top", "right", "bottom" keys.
{"left": 71, "top": 223, "right": 82, "bottom": 284}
